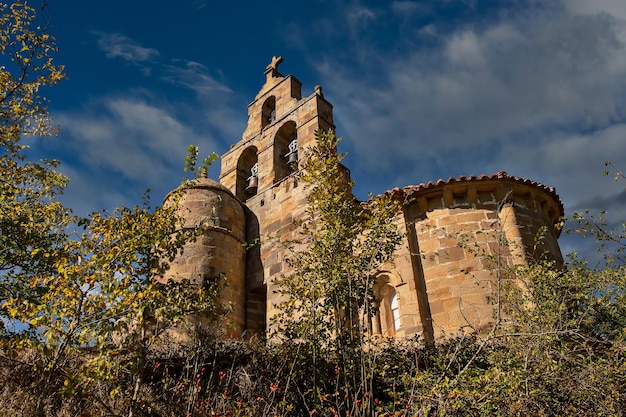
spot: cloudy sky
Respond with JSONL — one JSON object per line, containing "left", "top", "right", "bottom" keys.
{"left": 24, "top": 0, "right": 626, "bottom": 261}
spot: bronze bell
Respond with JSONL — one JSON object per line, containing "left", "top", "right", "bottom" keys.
{"left": 246, "top": 175, "right": 258, "bottom": 190}
{"left": 287, "top": 151, "right": 298, "bottom": 165}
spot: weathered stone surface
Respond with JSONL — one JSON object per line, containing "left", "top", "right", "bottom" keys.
{"left": 163, "top": 58, "right": 564, "bottom": 343}
{"left": 163, "top": 178, "right": 246, "bottom": 336}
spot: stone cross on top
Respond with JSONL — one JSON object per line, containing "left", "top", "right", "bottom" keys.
{"left": 265, "top": 56, "right": 284, "bottom": 78}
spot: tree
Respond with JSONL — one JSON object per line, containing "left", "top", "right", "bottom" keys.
{"left": 0, "top": 0, "right": 69, "bottom": 322}
{"left": 0, "top": 3, "right": 223, "bottom": 415}
{"left": 272, "top": 130, "right": 403, "bottom": 416}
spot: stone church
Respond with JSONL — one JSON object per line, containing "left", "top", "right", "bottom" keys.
{"left": 164, "top": 57, "right": 564, "bottom": 342}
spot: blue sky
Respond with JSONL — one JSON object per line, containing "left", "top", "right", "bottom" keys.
{"left": 24, "top": 0, "right": 626, "bottom": 260}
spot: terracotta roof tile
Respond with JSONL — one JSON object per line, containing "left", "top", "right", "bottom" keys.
{"left": 379, "top": 171, "right": 564, "bottom": 216}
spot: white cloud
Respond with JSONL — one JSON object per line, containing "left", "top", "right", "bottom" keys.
{"left": 347, "top": 6, "right": 378, "bottom": 28}
{"left": 419, "top": 23, "right": 438, "bottom": 37}
{"left": 92, "top": 32, "right": 232, "bottom": 98}
{"left": 161, "top": 60, "right": 232, "bottom": 94}
{"left": 301, "top": 1, "right": 626, "bottom": 233}
{"left": 488, "top": 124, "right": 626, "bottom": 206}
{"left": 317, "top": 9, "right": 626, "bottom": 175}
{"left": 41, "top": 81, "right": 245, "bottom": 215}
{"left": 444, "top": 30, "right": 484, "bottom": 68}
{"left": 391, "top": 1, "right": 426, "bottom": 17}
{"left": 345, "top": 5, "right": 380, "bottom": 45}
{"left": 192, "top": 0, "right": 208, "bottom": 10}
{"left": 56, "top": 95, "right": 220, "bottom": 199}
{"left": 94, "top": 32, "right": 160, "bottom": 63}
{"left": 562, "top": 0, "right": 626, "bottom": 19}
{"left": 57, "top": 164, "right": 132, "bottom": 216}
{"left": 60, "top": 32, "right": 244, "bottom": 202}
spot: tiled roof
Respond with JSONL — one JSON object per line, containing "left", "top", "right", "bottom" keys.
{"left": 381, "top": 171, "right": 564, "bottom": 216}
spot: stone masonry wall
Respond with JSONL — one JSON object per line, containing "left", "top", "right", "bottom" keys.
{"left": 163, "top": 179, "right": 247, "bottom": 336}
{"left": 244, "top": 175, "right": 308, "bottom": 333}
{"left": 199, "top": 60, "right": 566, "bottom": 342}
{"left": 388, "top": 176, "right": 564, "bottom": 339}
{"left": 413, "top": 207, "right": 503, "bottom": 336}
{"left": 219, "top": 69, "right": 336, "bottom": 336}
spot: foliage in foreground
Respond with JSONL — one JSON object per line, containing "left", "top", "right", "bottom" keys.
{"left": 271, "top": 130, "right": 404, "bottom": 415}
{"left": 1, "top": 2, "right": 625, "bottom": 415}
{"left": 1, "top": 3, "right": 222, "bottom": 415}
{"left": 1, "top": 310, "right": 623, "bottom": 416}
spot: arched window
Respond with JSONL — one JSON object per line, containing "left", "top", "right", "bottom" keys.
{"left": 273, "top": 121, "right": 297, "bottom": 183}
{"left": 261, "top": 96, "right": 276, "bottom": 129}
{"left": 390, "top": 290, "right": 401, "bottom": 332}
{"left": 236, "top": 146, "right": 258, "bottom": 201}
{"left": 372, "top": 278, "right": 401, "bottom": 337}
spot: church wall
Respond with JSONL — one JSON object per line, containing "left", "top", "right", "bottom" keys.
{"left": 168, "top": 58, "right": 566, "bottom": 342}
{"left": 374, "top": 213, "right": 429, "bottom": 339}
{"left": 219, "top": 67, "right": 336, "bottom": 336}
{"left": 412, "top": 206, "right": 502, "bottom": 336}
{"left": 386, "top": 177, "right": 564, "bottom": 338}
{"left": 244, "top": 175, "right": 308, "bottom": 332}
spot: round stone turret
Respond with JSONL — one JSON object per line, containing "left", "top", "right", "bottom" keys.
{"left": 163, "top": 178, "right": 246, "bottom": 336}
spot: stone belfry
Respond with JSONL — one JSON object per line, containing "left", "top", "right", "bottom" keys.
{"left": 165, "top": 57, "right": 565, "bottom": 341}
{"left": 219, "top": 57, "right": 336, "bottom": 335}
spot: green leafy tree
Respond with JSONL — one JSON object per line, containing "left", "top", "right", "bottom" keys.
{"left": 272, "top": 130, "right": 403, "bottom": 415}
{"left": 3, "top": 197, "right": 224, "bottom": 415}
{"left": 0, "top": 0, "right": 69, "bottom": 323}
{"left": 184, "top": 144, "right": 219, "bottom": 179}
{"left": 0, "top": 3, "right": 223, "bottom": 415}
